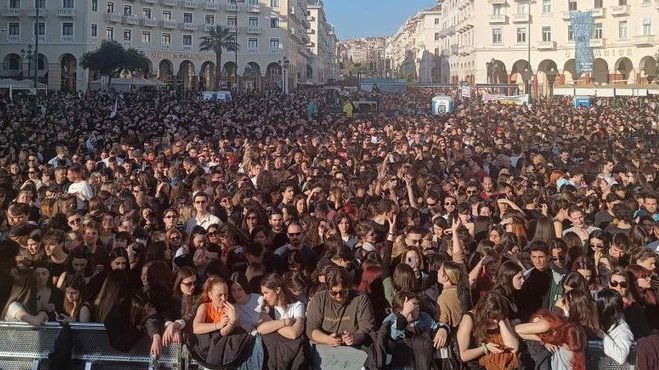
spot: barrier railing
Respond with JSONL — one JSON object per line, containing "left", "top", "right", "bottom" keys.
{"left": 0, "top": 322, "right": 640, "bottom": 370}
{"left": 0, "top": 322, "right": 181, "bottom": 369}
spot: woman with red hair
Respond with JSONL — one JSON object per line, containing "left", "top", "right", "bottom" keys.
{"left": 357, "top": 265, "right": 388, "bottom": 324}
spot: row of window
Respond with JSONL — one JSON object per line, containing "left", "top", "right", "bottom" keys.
{"left": 492, "top": 0, "right": 653, "bottom": 15}
{"left": 490, "top": 20, "right": 652, "bottom": 44}
{"left": 106, "top": 5, "right": 279, "bottom": 27}
{"left": 8, "top": 0, "right": 279, "bottom": 9}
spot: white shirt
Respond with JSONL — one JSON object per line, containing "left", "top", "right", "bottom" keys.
{"left": 185, "top": 212, "right": 221, "bottom": 234}
{"left": 273, "top": 301, "right": 305, "bottom": 320}
{"left": 4, "top": 302, "right": 26, "bottom": 322}
{"left": 602, "top": 320, "right": 634, "bottom": 365}
{"left": 67, "top": 180, "right": 94, "bottom": 210}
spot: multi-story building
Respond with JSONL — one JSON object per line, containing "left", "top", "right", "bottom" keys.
{"left": 336, "top": 37, "right": 386, "bottom": 78}
{"left": 306, "top": 0, "right": 338, "bottom": 84}
{"left": 392, "top": 0, "right": 658, "bottom": 96}
{"left": 0, "top": 0, "right": 332, "bottom": 91}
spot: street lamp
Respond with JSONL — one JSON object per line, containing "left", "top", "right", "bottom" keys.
{"left": 278, "top": 56, "right": 289, "bottom": 94}
{"left": 547, "top": 65, "right": 558, "bottom": 98}
{"left": 20, "top": 44, "right": 34, "bottom": 81}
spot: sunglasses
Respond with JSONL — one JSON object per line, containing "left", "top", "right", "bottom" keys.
{"left": 444, "top": 202, "right": 455, "bottom": 206}
{"left": 68, "top": 218, "right": 82, "bottom": 224}
{"left": 164, "top": 214, "right": 177, "bottom": 218}
{"left": 169, "top": 236, "right": 181, "bottom": 241}
{"left": 329, "top": 287, "right": 348, "bottom": 297}
{"left": 610, "top": 280, "right": 628, "bottom": 288}
{"left": 288, "top": 232, "right": 301, "bottom": 237}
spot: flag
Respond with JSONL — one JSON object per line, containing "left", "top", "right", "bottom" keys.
{"left": 109, "top": 99, "right": 118, "bottom": 118}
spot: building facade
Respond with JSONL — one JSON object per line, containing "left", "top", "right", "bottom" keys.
{"left": 0, "top": 0, "right": 336, "bottom": 91}
{"left": 306, "top": 0, "right": 338, "bottom": 84}
{"left": 388, "top": 0, "right": 658, "bottom": 96}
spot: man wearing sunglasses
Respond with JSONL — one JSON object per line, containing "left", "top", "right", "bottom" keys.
{"left": 272, "top": 223, "right": 317, "bottom": 274}
{"left": 307, "top": 266, "right": 375, "bottom": 369}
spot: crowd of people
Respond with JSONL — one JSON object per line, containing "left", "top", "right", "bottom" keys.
{"left": 0, "top": 86, "right": 658, "bottom": 370}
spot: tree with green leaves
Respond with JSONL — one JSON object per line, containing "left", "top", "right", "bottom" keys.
{"left": 199, "top": 25, "right": 239, "bottom": 89}
{"left": 80, "top": 40, "right": 150, "bottom": 88}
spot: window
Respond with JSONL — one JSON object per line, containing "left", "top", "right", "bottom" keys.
{"left": 123, "top": 29, "right": 131, "bottom": 41}
{"left": 435, "top": 18, "right": 440, "bottom": 25}
{"left": 542, "top": 0, "right": 551, "bottom": 13}
{"left": 63, "top": 0, "right": 73, "bottom": 8}
{"left": 227, "top": 0, "right": 236, "bottom": 3}
{"left": 162, "top": 32, "right": 171, "bottom": 44}
{"left": 492, "top": 4, "right": 502, "bottom": 15}
{"left": 34, "top": 22, "right": 45, "bottom": 35}
{"left": 162, "top": 10, "right": 171, "bottom": 20}
{"left": 568, "top": 0, "right": 577, "bottom": 11}
{"left": 91, "top": 24, "right": 97, "bottom": 37}
{"left": 62, "top": 23, "right": 73, "bottom": 36}
{"left": 91, "top": 0, "right": 97, "bottom": 11}
{"left": 435, "top": 32, "right": 440, "bottom": 40}
{"left": 567, "top": 25, "right": 573, "bottom": 40}
{"left": 270, "top": 17, "right": 279, "bottom": 28}
{"left": 642, "top": 19, "right": 651, "bottom": 36}
{"left": 9, "top": 0, "right": 20, "bottom": 8}
{"left": 142, "top": 31, "right": 151, "bottom": 43}
{"left": 248, "top": 38, "right": 258, "bottom": 50}
{"left": 516, "top": 3, "right": 528, "bottom": 14}
{"left": 542, "top": 26, "right": 551, "bottom": 41}
{"left": 35, "top": 0, "right": 45, "bottom": 8}
{"left": 183, "top": 34, "right": 192, "bottom": 45}
{"left": 270, "top": 0, "right": 279, "bottom": 7}
{"left": 618, "top": 0, "right": 626, "bottom": 5}
{"left": 143, "top": 8, "right": 151, "bottom": 18}
{"left": 123, "top": 5, "right": 131, "bottom": 16}
{"left": 184, "top": 12, "right": 192, "bottom": 23}
{"left": 8, "top": 23, "right": 20, "bottom": 36}
{"left": 228, "top": 16, "right": 236, "bottom": 25}
{"left": 594, "top": 0, "right": 603, "bottom": 8}
{"left": 642, "top": 0, "right": 651, "bottom": 4}
{"left": 107, "top": 2, "right": 114, "bottom": 13}
{"left": 593, "top": 23, "right": 602, "bottom": 39}
{"left": 492, "top": 28, "right": 502, "bottom": 44}
{"left": 248, "top": 0, "right": 258, "bottom": 4}
{"left": 106, "top": 27, "right": 114, "bottom": 39}
{"left": 248, "top": 16, "right": 258, "bottom": 26}
{"left": 618, "top": 20, "right": 627, "bottom": 39}
{"left": 517, "top": 27, "right": 526, "bottom": 43}
{"left": 205, "top": 15, "right": 215, "bottom": 25}
{"left": 269, "top": 38, "right": 280, "bottom": 51}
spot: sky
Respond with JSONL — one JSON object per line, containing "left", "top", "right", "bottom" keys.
{"left": 324, "top": 0, "right": 437, "bottom": 40}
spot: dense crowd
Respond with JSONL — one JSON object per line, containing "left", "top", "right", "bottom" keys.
{"left": 0, "top": 87, "right": 658, "bottom": 370}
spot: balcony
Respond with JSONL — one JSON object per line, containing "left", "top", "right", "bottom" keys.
{"left": 246, "top": 48, "right": 258, "bottom": 54}
{"left": 591, "top": 8, "right": 605, "bottom": 17}
{"left": 182, "top": 0, "right": 197, "bottom": 8}
{"left": 183, "top": 22, "right": 197, "bottom": 31}
{"left": 306, "top": 28, "right": 315, "bottom": 34}
{"left": 512, "top": 13, "right": 530, "bottom": 23}
{"left": 488, "top": 14, "right": 508, "bottom": 23}
{"left": 450, "top": 44, "right": 458, "bottom": 55}
{"left": 561, "top": 11, "right": 572, "bottom": 20}
{"left": 2, "top": 8, "right": 21, "bottom": 17}
{"left": 226, "top": 3, "right": 239, "bottom": 11}
{"left": 246, "top": 26, "right": 262, "bottom": 33}
{"left": 125, "top": 15, "right": 140, "bottom": 24}
{"left": 633, "top": 34, "right": 655, "bottom": 46}
{"left": 248, "top": 4, "right": 260, "bottom": 12}
{"left": 489, "top": 0, "right": 506, "bottom": 4}
{"left": 610, "top": 5, "right": 629, "bottom": 16}
{"left": 122, "top": 41, "right": 132, "bottom": 48}
{"left": 7, "top": 34, "right": 20, "bottom": 43}
{"left": 57, "top": 8, "right": 76, "bottom": 16}
{"left": 590, "top": 38, "right": 605, "bottom": 48}
{"left": 26, "top": 8, "right": 47, "bottom": 16}
{"left": 536, "top": 40, "right": 556, "bottom": 50}
{"left": 203, "top": 1, "right": 220, "bottom": 10}
{"left": 143, "top": 0, "right": 157, "bottom": 3}
{"left": 61, "top": 35, "right": 75, "bottom": 43}
{"left": 162, "top": 0, "right": 178, "bottom": 6}
{"left": 269, "top": 48, "right": 282, "bottom": 54}
{"left": 161, "top": 19, "right": 178, "bottom": 28}
{"left": 182, "top": 45, "right": 193, "bottom": 51}
{"left": 89, "top": 36, "right": 99, "bottom": 43}
{"left": 162, "top": 43, "right": 172, "bottom": 50}
{"left": 143, "top": 17, "right": 158, "bottom": 27}
{"left": 227, "top": 25, "right": 237, "bottom": 32}
{"left": 105, "top": 13, "right": 122, "bottom": 22}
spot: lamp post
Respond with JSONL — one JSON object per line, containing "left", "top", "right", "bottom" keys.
{"left": 33, "top": 0, "right": 40, "bottom": 89}
{"left": 234, "top": 0, "right": 244, "bottom": 91}
{"left": 547, "top": 65, "right": 558, "bottom": 98}
{"left": 278, "top": 56, "right": 289, "bottom": 94}
{"left": 20, "top": 44, "right": 34, "bottom": 81}
{"left": 527, "top": 0, "right": 533, "bottom": 103}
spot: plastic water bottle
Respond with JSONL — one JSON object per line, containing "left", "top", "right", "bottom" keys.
{"left": 148, "top": 354, "right": 159, "bottom": 370}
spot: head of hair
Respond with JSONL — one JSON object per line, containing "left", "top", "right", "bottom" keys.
{"left": 392, "top": 263, "right": 420, "bottom": 293}
{"left": 93, "top": 270, "right": 128, "bottom": 322}
{"left": 564, "top": 289, "right": 599, "bottom": 330}
{"left": 473, "top": 292, "right": 510, "bottom": 342}
{"left": 260, "top": 273, "right": 295, "bottom": 307}
{"left": 201, "top": 275, "right": 228, "bottom": 304}
{"left": 492, "top": 261, "right": 523, "bottom": 297}
{"left": 596, "top": 288, "right": 624, "bottom": 331}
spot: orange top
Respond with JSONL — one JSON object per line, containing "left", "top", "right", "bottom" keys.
{"left": 205, "top": 303, "right": 225, "bottom": 324}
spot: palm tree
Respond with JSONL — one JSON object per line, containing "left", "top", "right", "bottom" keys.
{"left": 199, "top": 25, "right": 239, "bottom": 89}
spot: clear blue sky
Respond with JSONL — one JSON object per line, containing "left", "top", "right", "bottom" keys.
{"left": 324, "top": 0, "right": 437, "bottom": 40}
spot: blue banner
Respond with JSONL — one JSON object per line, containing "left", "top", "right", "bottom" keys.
{"left": 570, "top": 11, "right": 593, "bottom": 74}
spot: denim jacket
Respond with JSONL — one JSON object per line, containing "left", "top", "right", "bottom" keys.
{"left": 382, "top": 311, "right": 449, "bottom": 340}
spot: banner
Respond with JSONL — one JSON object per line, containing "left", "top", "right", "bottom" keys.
{"left": 570, "top": 11, "right": 593, "bottom": 74}
{"left": 460, "top": 86, "right": 471, "bottom": 98}
{"left": 481, "top": 94, "right": 529, "bottom": 105}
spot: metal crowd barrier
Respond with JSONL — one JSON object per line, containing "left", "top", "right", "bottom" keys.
{"left": 0, "top": 321, "right": 181, "bottom": 370}
{"left": 0, "top": 322, "right": 641, "bottom": 370}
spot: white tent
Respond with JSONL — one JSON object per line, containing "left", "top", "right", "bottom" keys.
{"left": 89, "top": 77, "right": 167, "bottom": 92}
{"left": 0, "top": 78, "right": 47, "bottom": 90}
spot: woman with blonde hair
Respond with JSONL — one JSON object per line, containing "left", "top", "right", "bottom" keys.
{"left": 437, "top": 261, "right": 470, "bottom": 329}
